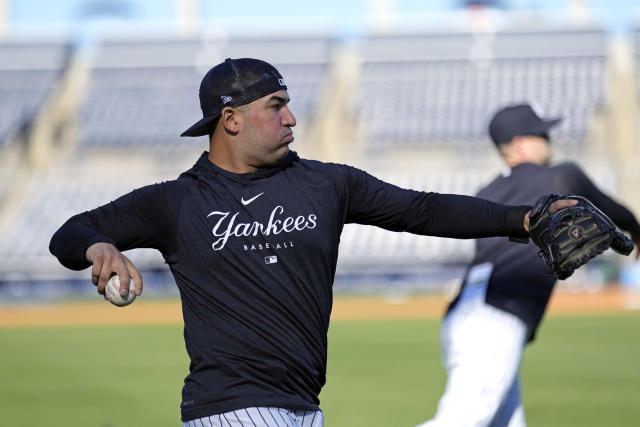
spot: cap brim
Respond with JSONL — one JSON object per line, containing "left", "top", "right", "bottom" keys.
{"left": 539, "top": 117, "right": 562, "bottom": 133}
{"left": 180, "top": 114, "right": 220, "bottom": 137}
{"left": 526, "top": 117, "right": 562, "bottom": 139}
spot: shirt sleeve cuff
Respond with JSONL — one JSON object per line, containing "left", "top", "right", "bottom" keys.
{"left": 505, "top": 205, "right": 532, "bottom": 241}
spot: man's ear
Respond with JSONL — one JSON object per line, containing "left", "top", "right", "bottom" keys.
{"left": 497, "top": 139, "right": 517, "bottom": 162}
{"left": 507, "top": 136, "right": 524, "bottom": 153}
{"left": 221, "top": 107, "right": 241, "bottom": 134}
{"left": 497, "top": 140, "right": 512, "bottom": 155}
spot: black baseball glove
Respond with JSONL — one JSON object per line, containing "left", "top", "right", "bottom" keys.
{"left": 528, "top": 194, "right": 634, "bottom": 280}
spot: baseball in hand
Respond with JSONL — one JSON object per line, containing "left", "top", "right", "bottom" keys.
{"left": 105, "top": 275, "right": 136, "bottom": 307}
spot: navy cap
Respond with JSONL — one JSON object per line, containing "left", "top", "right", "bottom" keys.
{"left": 488, "top": 103, "right": 562, "bottom": 145}
{"left": 181, "top": 58, "right": 288, "bottom": 137}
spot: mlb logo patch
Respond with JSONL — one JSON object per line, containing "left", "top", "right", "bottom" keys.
{"left": 265, "top": 255, "right": 278, "bottom": 265}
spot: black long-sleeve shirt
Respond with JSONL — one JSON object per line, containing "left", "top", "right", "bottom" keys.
{"left": 447, "top": 162, "right": 640, "bottom": 342}
{"left": 50, "top": 151, "right": 530, "bottom": 420}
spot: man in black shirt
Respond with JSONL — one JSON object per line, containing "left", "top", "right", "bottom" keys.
{"left": 417, "top": 104, "right": 640, "bottom": 427}
{"left": 50, "top": 60, "right": 575, "bottom": 427}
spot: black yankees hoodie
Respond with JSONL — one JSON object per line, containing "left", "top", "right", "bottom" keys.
{"left": 50, "top": 151, "right": 529, "bottom": 420}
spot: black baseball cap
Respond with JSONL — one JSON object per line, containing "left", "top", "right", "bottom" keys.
{"left": 488, "top": 103, "right": 562, "bottom": 145}
{"left": 181, "top": 58, "right": 288, "bottom": 137}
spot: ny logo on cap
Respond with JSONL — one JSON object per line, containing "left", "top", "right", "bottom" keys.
{"left": 221, "top": 96, "right": 232, "bottom": 104}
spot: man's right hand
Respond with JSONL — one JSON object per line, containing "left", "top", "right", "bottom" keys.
{"left": 86, "top": 242, "right": 143, "bottom": 297}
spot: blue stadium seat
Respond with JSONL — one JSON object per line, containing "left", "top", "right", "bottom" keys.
{"left": 0, "top": 39, "right": 69, "bottom": 145}
{"left": 77, "top": 35, "right": 333, "bottom": 151}
{"left": 357, "top": 28, "right": 607, "bottom": 150}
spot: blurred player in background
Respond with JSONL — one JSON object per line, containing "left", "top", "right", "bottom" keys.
{"left": 48, "top": 58, "right": 579, "bottom": 427}
{"left": 416, "top": 103, "right": 640, "bottom": 427}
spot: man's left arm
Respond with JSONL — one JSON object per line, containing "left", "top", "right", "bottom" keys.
{"left": 560, "top": 163, "right": 640, "bottom": 256}
{"left": 341, "top": 165, "right": 532, "bottom": 239}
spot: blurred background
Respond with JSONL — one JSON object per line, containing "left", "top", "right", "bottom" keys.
{"left": 1, "top": 0, "right": 640, "bottom": 301}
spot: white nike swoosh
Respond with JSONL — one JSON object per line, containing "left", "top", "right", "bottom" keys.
{"left": 241, "top": 192, "right": 264, "bottom": 206}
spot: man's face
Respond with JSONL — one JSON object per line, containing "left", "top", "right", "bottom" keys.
{"left": 507, "top": 135, "right": 551, "bottom": 165}
{"left": 520, "top": 135, "right": 552, "bottom": 164}
{"left": 238, "top": 90, "right": 297, "bottom": 168}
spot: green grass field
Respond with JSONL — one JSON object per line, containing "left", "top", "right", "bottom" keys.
{"left": 1, "top": 314, "right": 638, "bottom": 426}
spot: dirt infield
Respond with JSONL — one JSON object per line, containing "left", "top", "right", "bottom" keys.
{"left": 1, "top": 286, "right": 638, "bottom": 328}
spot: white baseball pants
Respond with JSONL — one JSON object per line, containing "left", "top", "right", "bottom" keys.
{"left": 183, "top": 407, "right": 323, "bottom": 427}
{"left": 417, "top": 264, "right": 528, "bottom": 427}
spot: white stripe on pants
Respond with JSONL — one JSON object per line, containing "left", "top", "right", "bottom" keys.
{"left": 183, "top": 407, "right": 324, "bottom": 427}
{"left": 417, "top": 281, "right": 527, "bottom": 427}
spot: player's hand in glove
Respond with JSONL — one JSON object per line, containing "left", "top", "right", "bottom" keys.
{"left": 528, "top": 194, "right": 635, "bottom": 280}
